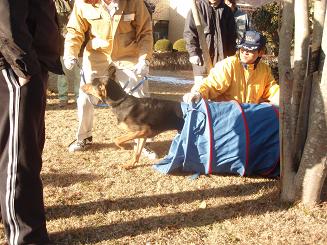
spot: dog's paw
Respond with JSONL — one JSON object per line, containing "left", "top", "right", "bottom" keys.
{"left": 114, "top": 142, "right": 127, "bottom": 150}
{"left": 114, "top": 140, "right": 134, "bottom": 150}
{"left": 122, "top": 163, "right": 134, "bottom": 170}
{"left": 122, "top": 159, "right": 138, "bottom": 170}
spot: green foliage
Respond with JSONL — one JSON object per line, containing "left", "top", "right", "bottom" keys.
{"left": 154, "top": 39, "right": 173, "bottom": 52}
{"left": 173, "top": 39, "right": 187, "bottom": 52}
{"left": 252, "top": 2, "right": 280, "bottom": 55}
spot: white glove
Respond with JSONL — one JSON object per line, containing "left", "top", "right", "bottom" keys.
{"left": 183, "top": 91, "right": 202, "bottom": 104}
{"left": 134, "top": 59, "right": 150, "bottom": 77}
{"left": 63, "top": 56, "right": 77, "bottom": 70}
{"left": 189, "top": 55, "right": 202, "bottom": 66}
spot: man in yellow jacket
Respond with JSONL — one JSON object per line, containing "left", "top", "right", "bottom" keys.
{"left": 64, "top": 0, "right": 154, "bottom": 153}
{"left": 183, "top": 30, "right": 279, "bottom": 105}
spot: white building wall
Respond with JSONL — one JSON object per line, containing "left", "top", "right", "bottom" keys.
{"left": 168, "top": 0, "right": 191, "bottom": 43}
{"left": 152, "top": 0, "right": 170, "bottom": 20}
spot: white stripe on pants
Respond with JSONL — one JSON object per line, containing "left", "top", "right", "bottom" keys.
{"left": 2, "top": 69, "right": 20, "bottom": 245}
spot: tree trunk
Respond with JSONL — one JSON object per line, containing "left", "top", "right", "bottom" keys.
{"left": 295, "top": 11, "right": 327, "bottom": 206}
{"left": 278, "top": 0, "right": 296, "bottom": 202}
{"left": 312, "top": 0, "right": 327, "bottom": 51}
{"left": 293, "top": 73, "right": 312, "bottom": 165}
{"left": 291, "top": 0, "right": 310, "bottom": 166}
{"left": 279, "top": 0, "right": 327, "bottom": 206}
{"left": 295, "top": 73, "right": 327, "bottom": 206}
{"left": 190, "top": 0, "right": 213, "bottom": 71}
{"left": 293, "top": 0, "right": 327, "bottom": 168}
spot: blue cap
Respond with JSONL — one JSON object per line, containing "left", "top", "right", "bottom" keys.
{"left": 237, "top": 31, "right": 266, "bottom": 51}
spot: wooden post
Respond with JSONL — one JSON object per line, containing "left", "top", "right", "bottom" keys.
{"left": 190, "top": 0, "right": 213, "bottom": 71}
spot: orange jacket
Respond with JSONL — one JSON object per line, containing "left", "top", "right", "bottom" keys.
{"left": 196, "top": 55, "right": 279, "bottom": 103}
{"left": 64, "top": 0, "right": 153, "bottom": 78}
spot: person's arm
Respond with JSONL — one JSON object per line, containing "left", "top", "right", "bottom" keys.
{"left": 0, "top": 0, "right": 41, "bottom": 78}
{"left": 134, "top": 0, "right": 153, "bottom": 61}
{"left": 197, "top": 58, "right": 232, "bottom": 100}
{"left": 183, "top": 58, "right": 233, "bottom": 104}
{"left": 224, "top": 6, "right": 237, "bottom": 56}
{"left": 64, "top": 1, "right": 89, "bottom": 60}
{"left": 183, "top": 10, "right": 201, "bottom": 58}
{"left": 261, "top": 67, "right": 280, "bottom": 105}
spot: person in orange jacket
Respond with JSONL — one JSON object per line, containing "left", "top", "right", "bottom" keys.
{"left": 64, "top": 0, "right": 156, "bottom": 157}
{"left": 183, "top": 30, "right": 279, "bottom": 105}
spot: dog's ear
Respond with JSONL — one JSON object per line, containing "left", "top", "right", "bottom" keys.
{"left": 81, "top": 84, "right": 103, "bottom": 101}
{"left": 108, "top": 66, "right": 116, "bottom": 78}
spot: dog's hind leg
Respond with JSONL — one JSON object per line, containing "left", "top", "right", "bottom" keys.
{"left": 114, "top": 131, "right": 145, "bottom": 149}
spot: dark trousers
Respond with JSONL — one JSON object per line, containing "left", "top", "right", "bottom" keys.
{"left": 0, "top": 66, "right": 49, "bottom": 245}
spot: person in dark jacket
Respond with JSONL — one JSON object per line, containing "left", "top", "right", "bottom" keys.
{"left": 0, "top": 0, "right": 63, "bottom": 244}
{"left": 54, "top": 0, "right": 81, "bottom": 107}
{"left": 184, "top": 0, "right": 237, "bottom": 84}
{"left": 225, "top": 0, "right": 251, "bottom": 43}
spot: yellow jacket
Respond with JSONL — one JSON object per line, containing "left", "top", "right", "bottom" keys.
{"left": 196, "top": 55, "right": 279, "bottom": 103}
{"left": 64, "top": 0, "right": 153, "bottom": 78}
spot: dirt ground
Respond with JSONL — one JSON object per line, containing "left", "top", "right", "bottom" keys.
{"left": 0, "top": 81, "right": 326, "bottom": 245}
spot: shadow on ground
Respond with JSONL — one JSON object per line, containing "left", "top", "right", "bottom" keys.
{"left": 42, "top": 173, "right": 101, "bottom": 188}
{"left": 48, "top": 180, "right": 282, "bottom": 243}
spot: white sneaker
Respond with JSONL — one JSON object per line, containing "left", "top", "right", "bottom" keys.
{"left": 68, "top": 136, "right": 93, "bottom": 152}
{"left": 141, "top": 146, "right": 158, "bottom": 160}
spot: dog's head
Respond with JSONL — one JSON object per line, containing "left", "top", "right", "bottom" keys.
{"left": 81, "top": 66, "right": 127, "bottom": 105}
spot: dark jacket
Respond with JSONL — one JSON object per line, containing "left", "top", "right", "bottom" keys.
{"left": 54, "top": 0, "right": 75, "bottom": 55}
{"left": 184, "top": 0, "right": 237, "bottom": 75}
{"left": 0, "top": 0, "right": 63, "bottom": 78}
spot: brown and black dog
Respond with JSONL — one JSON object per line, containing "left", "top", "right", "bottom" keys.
{"left": 82, "top": 66, "right": 184, "bottom": 169}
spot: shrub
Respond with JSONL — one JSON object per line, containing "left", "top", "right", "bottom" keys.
{"left": 251, "top": 2, "right": 280, "bottom": 55}
{"left": 151, "top": 52, "right": 192, "bottom": 70}
{"left": 173, "top": 39, "right": 187, "bottom": 52}
{"left": 154, "top": 39, "right": 173, "bottom": 53}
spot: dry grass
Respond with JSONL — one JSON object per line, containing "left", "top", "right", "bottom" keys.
{"left": 1, "top": 82, "right": 326, "bottom": 245}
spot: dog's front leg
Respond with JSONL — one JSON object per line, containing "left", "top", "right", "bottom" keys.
{"left": 135, "top": 137, "right": 147, "bottom": 161}
{"left": 123, "top": 137, "right": 147, "bottom": 169}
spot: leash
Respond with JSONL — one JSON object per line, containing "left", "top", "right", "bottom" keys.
{"left": 77, "top": 61, "right": 87, "bottom": 85}
{"left": 122, "top": 76, "right": 148, "bottom": 95}
{"left": 77, "top": 61, "right": 147, "bottom": 108}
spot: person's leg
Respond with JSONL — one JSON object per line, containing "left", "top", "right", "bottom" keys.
{"left": 57, "top": 57, "right": 69, "bottom": 105}
{"left": 0, "top": 67, "right": 50, "bottom": 244}
{"left": 57, "top": 74, "right": 69, "bottom": 104}
{"left": 72, "top": 58, "right": 82, "bottom": 100}
{"left": 76, "top": 87, "right": 94, "bottom": 141}
{"left": 68, "top": 78, "right": 94, "bottom": 152}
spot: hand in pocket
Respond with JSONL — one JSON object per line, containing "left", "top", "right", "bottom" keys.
{"left": 18, "top": 76, "right": 31, "bottom": 86}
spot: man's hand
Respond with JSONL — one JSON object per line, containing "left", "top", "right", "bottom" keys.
{"left": 134, "top": 59, "right": 150, "bottom": 77}
{"left": 63, "top": 56, "right": 77, "bottom": 70}
{"left": 18, "top": 76, "right": 31, "bottom": 86}
{"left": 189, "top": 56, "right": 202, "bottom": 66}
{"left": 183, "top": 91, "right": 202, "bottom": 104}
